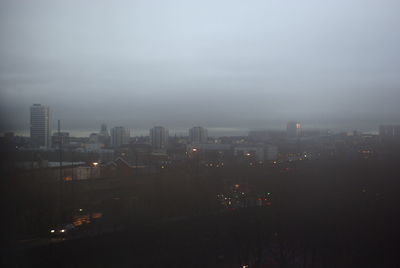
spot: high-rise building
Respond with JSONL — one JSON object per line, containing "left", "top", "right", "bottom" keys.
{"left": 189, "top": 126, "right": 208, "bottom": 144}
{"left": 380, "top": 125, "right": 400, "bottom": 138}
{"left": 150, "top": 126, "right": 169, "bottom": 151}
{"left": 100, "top": 123, "right": 109, "bottom": 137}
{"left": 287, "top": 122, "right": 301, "bottom": 138}
{"left": 110, "top": 126, "right": 130, "bottom": 147}
{"left": 30, "top": 104, "right": 51, "bottom": 148}
{"left": 98, "top": 123, "right": 110, "bottom": 146}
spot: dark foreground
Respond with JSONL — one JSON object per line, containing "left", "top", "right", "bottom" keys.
{"left": 2, "top": 158, "right": 400, "bottom": 267}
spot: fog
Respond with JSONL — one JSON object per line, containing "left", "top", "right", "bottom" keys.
{"left": 1, "top": 0, "right": 400, "bottom": 135}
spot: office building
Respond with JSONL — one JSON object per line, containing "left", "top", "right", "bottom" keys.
{"left": 100, "top": 123, "right": 109, "bottom": 137}
{"left": 189, "top": 126, "right": 208, "bottom": 144}
{"left": 98, "top": 123, "right": 110, "bottom": 146}
{"left": 150, "top": 126, "right": 169, "bottom": 151}
{"left": 287, "top": 122, "right": 301, "bottom": 138}
{"left": 30, "top": 104, "right": 51, "bottom": 148}
{"left": 110, "top": 126, "right": 130, "bottom": 147}
{"left": 380, "top": 125, "right": 400, "bottom": 138}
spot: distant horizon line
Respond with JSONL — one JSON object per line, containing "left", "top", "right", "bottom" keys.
{"left": 1, "top": 126, "right": 380, "bottom": 138}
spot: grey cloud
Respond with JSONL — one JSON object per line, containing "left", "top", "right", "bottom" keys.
{"left": 1, "top": 0, "right": 400, "bottom": 135}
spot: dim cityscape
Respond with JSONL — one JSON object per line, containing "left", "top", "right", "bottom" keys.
{"left": 1, "top": 1, "right": 400, "bottom": 268}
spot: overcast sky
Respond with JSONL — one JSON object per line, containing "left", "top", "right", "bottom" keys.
{"left": 1, "top": 0, "right": 400, "bottom": 136}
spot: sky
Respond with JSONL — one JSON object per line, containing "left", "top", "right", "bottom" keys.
{"left": 1, "top": 0, "right": 400, "bottom": 136}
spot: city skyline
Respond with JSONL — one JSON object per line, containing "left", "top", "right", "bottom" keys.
{"left": 2, "top": 120, "right": 385, "bottom": 138}
{"left": 0, "top": 103, "right": 391, "bottom": 138}
{"left": 2, "top": 103, "right": 397, "bottom": 137}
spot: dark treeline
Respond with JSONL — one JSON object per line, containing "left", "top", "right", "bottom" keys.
{"left": 1, "top": 157, "right": 400, "bottom": 267}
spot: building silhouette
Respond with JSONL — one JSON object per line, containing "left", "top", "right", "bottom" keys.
{"left": 189, "top": 126, "right": 208, "bottom": 144}
{"left": 98, "top": 123, "right": 110, "bottom": 146}
{"left": 379, "top": 125, "right": 400, "bottom": 138}
{"left": 30, "top": 104, "right": 51, "bottom": 148}
{"left": 100, "top": 123, "right": 109, "bottom": 137}
{"left": 110, "top": 126, "right": 130, "bottom": 147}
{"left": 150, "top": 126, "right": 169, "bottom": 151}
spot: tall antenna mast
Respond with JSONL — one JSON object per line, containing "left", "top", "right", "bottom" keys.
{"left": 58, "top": 120, "right": 62, "bottom": 180}
{"left": 58, "top": 120, "right": 63, "bottom": 220}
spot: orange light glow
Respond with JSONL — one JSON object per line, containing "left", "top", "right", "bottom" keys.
{"left": 73, "top": 214, "right": 91, "bottom": 227}
{"left": 91, "top": 212, "right": 103, "bottom": 219}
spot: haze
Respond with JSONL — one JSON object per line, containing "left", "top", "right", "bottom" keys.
{"left": 1, "top": 0, "right": 400, "bottom": 135}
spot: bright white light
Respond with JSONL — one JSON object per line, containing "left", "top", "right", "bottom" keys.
{"left": 60, "top": 229, "right": 66, "bottom": 233}
{"left": 50, "top": 230, "right": 55, "bottom": 233}
{"left": 92, "top": 162, "right": 99, "bottom": 166}
{"left": 79, "top": 208, "right": 83, "bottom": 212}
